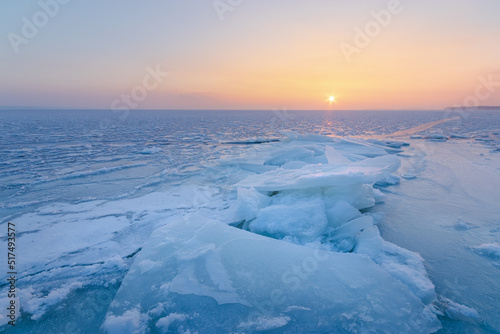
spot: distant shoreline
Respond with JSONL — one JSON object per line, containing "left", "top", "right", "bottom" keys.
{"left": 445, "top": 106, "right": 500, "bottom": 111}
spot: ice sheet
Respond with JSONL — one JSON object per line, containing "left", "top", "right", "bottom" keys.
{"left": 3, "top": 111, "right": 498, "bottom": 333}
{"left": 103, "top": 215, "right": 441, "bottom": 334}
{"left": 101, "top": 135, "right": 446, "bottom": 333}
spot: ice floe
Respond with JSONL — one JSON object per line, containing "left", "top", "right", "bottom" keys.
{"left": 104, "top": 215, "right": 441, "bottom": 333}
{"left": 4, "top": 131, "right": 489, "bottom": 333}
{"left": 102, "top": 134, "right": 445, "bottom": 333}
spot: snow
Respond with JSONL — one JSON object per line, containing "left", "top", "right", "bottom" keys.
{"left": 101, "top": 135, "right": 446, "bottom": 333}
{"left": 472, "top": 243, "right": 500, "bottom": 259}
{"left": 434, "top": 297, "right": 481, "bottom": 323}
{"left": 237, "top": 315, "right": 291, "bottom": 331}
{"left": 156, "top": 313, "right": 190, "bottom": 333}
{"left": 375, "top": 173, "right": 401, "bottom": 187}
{"left": 102, "top": 308, "right": 150, "bottom": 334}
{"left": 0, "top": 183, "right": 231, "bottom": 326}
{"left": 1, "top": 110, "right": 499, "bottom": 333}
{"left": 451, "top": 219, "right": 477, "bottom": 231}
{"left": 19, "top": 282, "right": 84, "bottom": 321}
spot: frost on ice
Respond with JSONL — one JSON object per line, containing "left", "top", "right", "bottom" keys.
{"left": 103, "top": 134, "right": 443, "bottom": 333}
{"left": 472, "top": 243, "right": 500, "bottom": 268}
{"left": 472, "top": 242, "right": 500, "bottom": 259}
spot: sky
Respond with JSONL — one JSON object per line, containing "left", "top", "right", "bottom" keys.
{"left": 0, "top": 0, "right": 499, "bottom": 110}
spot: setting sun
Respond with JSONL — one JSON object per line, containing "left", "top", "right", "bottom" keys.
{"left": 2, "top": 2, "right": 500, "bottom": 332}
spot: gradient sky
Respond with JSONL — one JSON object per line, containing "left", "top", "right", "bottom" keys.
{"left": 1, "top": 0, "right": 499, "bottom": 110}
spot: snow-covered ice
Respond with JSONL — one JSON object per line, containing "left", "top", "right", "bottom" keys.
{"left": 104, "top": 215, "right": 441, "bottom": 333}
{"left": 1, "top": 109, "right": 499, "bottom": 333}
{"left": 472, "top": 243, "right": 500, "bottom": 259}
{"left": 100, "top": 133, "right": 446, "bottom": 333}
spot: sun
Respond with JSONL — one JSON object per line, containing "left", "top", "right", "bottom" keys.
{"left": 325, "top": 94, "right": 338, "bottom": 105}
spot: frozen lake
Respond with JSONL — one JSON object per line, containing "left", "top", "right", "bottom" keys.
{"left": 1, "top": 109, "right": 499, "bottom": 333}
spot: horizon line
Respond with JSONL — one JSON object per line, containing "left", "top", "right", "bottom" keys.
{"left": 0, "top": 106, "right": 451, "bottom": 112}
{"left": 2, "top": 106, "right": 500, "bottom": 112}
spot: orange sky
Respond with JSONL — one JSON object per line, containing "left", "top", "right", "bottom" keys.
{"left": 1, "top": 0, "right": 499, "bottom": 109}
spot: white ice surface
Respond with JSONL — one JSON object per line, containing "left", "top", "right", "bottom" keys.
{"left": 0, "top": 183, "right": 234, "bottom": 326}
{"left": 4, "top": 132, "right": 497, "bottom": 333}
{"left": 101, "top": 136, "right": 445, "bottom": 333}
{"left": 372, "top": 140, "right": 500, "bottom": 332}
{"left": 104, "top": 215, "right": 441, "bottom": 334}
{"left": 472, "top": 243, "right": 500, "bottom": 259}
{"left": 249, "top": 199, "right": 328, "bottom": 242}
{"left": 236, "top": 155, "right": 400, "bottom": 191}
